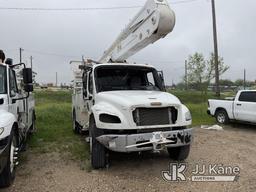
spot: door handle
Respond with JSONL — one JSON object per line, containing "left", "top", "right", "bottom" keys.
{"left": 237, "top": 104, "right": 242, "bottom": 106}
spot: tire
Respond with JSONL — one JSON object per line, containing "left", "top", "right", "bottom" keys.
{"left": 0, "top": 130, "right": 18, "bottom": 188}
{"left": 215, "top": 109, "right": 229, "bottom": 124}
{"left": 89, "top": 117, "right": 106, "bottom": 169}
{"left": 72, "top": 110, "right": 80, "bottom": 134}
{"left": 167, "top": 145, "right": 190, "bottom": 161}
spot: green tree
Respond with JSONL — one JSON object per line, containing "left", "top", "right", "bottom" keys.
{"left": 206, "top": 53, "right": 229, "bottom": 81}
{"left": 186, "top": 52, "right": 229, "bottom": 92}
{"left": 234, "top": 79, "right": 244, "bottom": 86}
{"left": 187, "top": 52, "right": 206, "bottom": 91}
{"left": 219, "top": 79, "right": 234, "bottom": 87}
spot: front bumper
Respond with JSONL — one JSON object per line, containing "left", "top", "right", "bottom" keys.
{"left": 0, "top": 136, "right": 10, "bottom": 174}
{"left": 97, "top": 128, "right": 193, "bottom": 152}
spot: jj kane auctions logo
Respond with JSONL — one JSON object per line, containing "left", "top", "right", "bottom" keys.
{"left": 162, "top": 163, "right": 240, "bottom": 182}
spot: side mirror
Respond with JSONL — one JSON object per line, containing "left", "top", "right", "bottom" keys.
{"left": 23, "top": 68, "right": 33, "bottom": 84}
{"left": 24, "top": 84, "right": 34, "bottom": 92}
{"left": 10, "top": 90, "right": 17, "bottom": 97}
{"left": 158, "top": 71, "right": 166, "bottom": 91}
{"left": 5, "top": 58, "right": 13, "bottom": 65}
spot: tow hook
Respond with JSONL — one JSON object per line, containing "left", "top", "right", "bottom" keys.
{"left": 126, "top": 132, "right": 175, "bottom": 152}
{"left": 151, "top": 132, "right": 166, "bottom": 151}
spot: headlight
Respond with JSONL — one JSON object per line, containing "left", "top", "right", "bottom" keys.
{"left": 99, "top": 114, "right": 121, "bottom": 124}
{"left": 185, "top": 111, "right": 192, "bottom": 121}
{"left": 0, "top": 127, "right": 4, "bottom": 135}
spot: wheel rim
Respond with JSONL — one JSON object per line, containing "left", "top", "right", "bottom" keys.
{"left": 10, "top": 138, "right": 15, "bottom": 173}
{"left": 217, "top": 113, "right": 225, "bottom": 123}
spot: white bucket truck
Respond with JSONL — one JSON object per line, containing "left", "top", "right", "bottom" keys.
{"left": 0, "top": 50, "right": 35, "bottom": 187}
{"left": 72, "top": 0, "right": 193, "bottom": 169}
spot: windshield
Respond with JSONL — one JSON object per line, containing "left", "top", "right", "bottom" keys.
{"left": 95, "top": 66, "right": 163, "bottom": 92}
{"left": 0, "top": 65, "right": 7, "bottom": 94}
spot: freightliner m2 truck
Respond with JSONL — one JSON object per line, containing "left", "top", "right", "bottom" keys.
{"left": 72, "top": 0, "right": 193, "bottom": 169}
{"left": 0, "top": 52, "right": 35, "bottom": 187}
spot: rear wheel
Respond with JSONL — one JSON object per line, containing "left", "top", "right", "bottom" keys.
{"left": 167, "top": 145, "right": 190, "bottom": 161}
{"left": 215, "top": 109, "right": 229, "bottom": 124}
{"left": 72, "top": 110, "right": 80, "bottom": 134}
{"left": 0, "top": 129, "right": 18, "bottom": 188}
{"left": 89, "top": 117, "right": 107, "bottom": 169}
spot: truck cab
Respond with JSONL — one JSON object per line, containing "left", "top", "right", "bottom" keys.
{"left": 72, "top": 63, "right": 193, "bottom": 168}
{"left": 0, "top": 60, "right": 35, "bottom": 187}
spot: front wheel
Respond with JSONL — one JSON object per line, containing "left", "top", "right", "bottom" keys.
{"left": 0, "top": 130, "right": 18, "bottom": 188}
{"left": 89, "top": 117, "right": 107, "bottom": 169}
{"left": 167, "top": 145, "right": 190, "bottom": 161}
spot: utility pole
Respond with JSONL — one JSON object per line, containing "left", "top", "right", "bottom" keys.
{"left": 30, "top": 56, "right": 33, "bottom": 70}
{"left": 19, "top": 48, "right": 24, "bottom": 63}
{"left": 211, "top": 0, "right": 220, "bottom": 97}
{"left": 185, "top": 60, "right": 188, "bottom": 90}
{"left": 243, "top": 69, "right": 246, "bottom": 90}
{"left": 56, "top": 72, "right": 58, "bottom": 87}
{"left": 82, "top": 55, "right": 85, "bottom": 64}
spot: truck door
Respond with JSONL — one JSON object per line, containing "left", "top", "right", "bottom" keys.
{"left": 76, "top": 71, "right": 90, "bottom": 129}
{"left": 87, "top": 71, "right": 94, "bottom": 109}
{"left": 234, "top": 91, "right": 256, "bottom": 123}
{"left": 74, "top": 80, "right": 83, "bottom": 126}
{"left": 8, "top": 68, "right": 19, "bottom": 118}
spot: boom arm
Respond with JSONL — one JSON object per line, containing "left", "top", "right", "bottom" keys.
{"left": 99, "top": 0, "right": 176, "bottom": 63}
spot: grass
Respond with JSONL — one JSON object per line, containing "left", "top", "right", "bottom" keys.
{"left": 186, "top": 103, "right": 215, "bottom": 126}
{"left": 28, "top": 90, "right": 90, "bottom": 163}
{"left": 28, "top": 89, "right": 234, "bottom": 162}
{"left": 169, "top": 90, "right": 235, "bottom": 126}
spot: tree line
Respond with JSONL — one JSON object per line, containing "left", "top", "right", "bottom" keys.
{"left": 174, "top": 52, "right": 255, "bottom": 91}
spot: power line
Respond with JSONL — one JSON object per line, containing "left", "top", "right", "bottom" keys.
{"left": 0, "top": 0, "right": 201, "bottom": 12}
{"left": 0, "top": 6, "right": 142, "bottom": 11}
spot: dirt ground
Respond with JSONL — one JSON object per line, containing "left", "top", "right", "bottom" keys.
{"left": 2, "top": 125, "right": 256, "bottom": 192}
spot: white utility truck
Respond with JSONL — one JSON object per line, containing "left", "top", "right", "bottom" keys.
{"left": 207, "top": 90, "right": 256, "bottom": 124}
{"left": 0, "top": 57, "right": 35, "bottom": 187}
{"left": 72, "top": 0, "right": 193, "bottom": 169}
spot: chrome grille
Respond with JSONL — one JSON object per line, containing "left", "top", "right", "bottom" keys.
{"left": 133, "top": 107, "right": 177, "bottom": 126}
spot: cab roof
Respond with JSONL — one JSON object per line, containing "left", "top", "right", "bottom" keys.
{"left": 92, "top": 63, "right": 155, "bottom": 70}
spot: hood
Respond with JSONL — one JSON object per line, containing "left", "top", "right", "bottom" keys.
{"left": 95, "top": 90, "right": 181, "bottom": 109}
{"left": 0, "top": 94, "right": 8, "bottom": 111}
{"left": 0, "top": 109, "right": 15, "bottom": 127}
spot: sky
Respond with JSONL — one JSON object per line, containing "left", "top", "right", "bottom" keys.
{"left": 0, "top": 0, "right": 255, "bottom": 85}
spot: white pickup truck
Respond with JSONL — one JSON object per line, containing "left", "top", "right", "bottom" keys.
{"left": 207, "top": 90, "right": 256, "bottom": 124}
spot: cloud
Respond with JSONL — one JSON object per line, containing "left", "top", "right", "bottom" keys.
{"left": 0, "top": 0, "right": 255, "bottom": 85}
